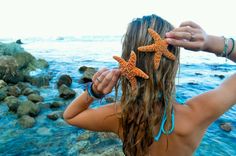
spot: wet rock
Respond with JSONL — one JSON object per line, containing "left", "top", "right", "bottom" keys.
{"left": 0, "top": 80, "right": 7, "bottom": 89}
{"left": 0, "top": 42, "right": 49, "bottom": 83}
{"left": 37, "top": 102, "right": 50, "bottom": 109}
{"left": 7, "top": 85, "right": 21, "bottom": 97}
{"left": 58, "top": 84, "right": 76, "bottom": 99}
{"left": 4, "top": 96, "right": 20, "bottom": 112}
{"left": 28, "top": 93, "right": 44, "bottom": 103}
{"left": 47, "top": 111, "right": 63, "bottom": 120}
{"left": 214, "top": 74, "right": 225, "bottom": 80}
{"left": 105, "top": 97, "right": 115, "bottom": 103}
{"left": 0, "top": 87, "right": 7, "bottom": 101}
{"left": 16, "top": 39, "right": 23, "bottom": 44}
{"left": 187, "top": 82, "right": 198, "bottom": 85}
{"left": 195, "top": 72, "right": 203, "bottom": 76}
{"left": 220, "top": 122, "right": 232, "bottom": 132}
{"left": 22, "top": 87, "right": 35, "bottom": 96}
{"left": 18, "top": 115, "right": 35, "bottom": 128}
{"left": 79, "top": 66, "right": 97, "bottom": 83}
{"left": 16, "top": 82, "right": 30, "bottom": 91}
{"left": 17, "top": 100, "right": 40, "bottom": 117}
{"left": 25, "top": 75, "right": 51, "bottom": 87}
{"left": 57, "top": 74, "right": 72, "bottom": 88}
{"left": 50, "top": 101, "right": 64, "bottom": 108}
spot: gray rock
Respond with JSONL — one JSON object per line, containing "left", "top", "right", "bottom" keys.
{"left": 17, "top": 100, "right": 40, "bottom": 117}
{"left": 58, "top": 84, "right": 76, "bottom": 99}
{"left": 0, "top": 42, "right": 49, "bottom": 83}
{"left": 57, "top": 74, "right": 72, "bottom": 88}
{"left": 18, "top": 115, "right": 35, "bottom": 128}
{"left": 25, "top": 75, "right": 51, "bottom": 87}
{"left": 220, "top": 122, "right": 232, "bottom": 132}
{"left": 47, "top": 111, "right": 63, "bottom": 120}
{"left": 0, "top": 87, "right": 7, "bottom": 101}
{"left": 7, "top": 85, "right": 21, "bottom": 97}
{"left": 37, "top": 102, "right": 50, "bottom": 109}
{"left": 16, "top": 82, "right": 30, "bottom": 91}
{"left": 28, "top": 93, "right": 44, "bottom": 103}
{"left": 22, "top": 87, "right": 35, "bottom": 96}
{"left": 79, "top": 67, "right": 97, "bottom": 83}
{"left": 50, "top": 101, "right": 64, "bottom": 108}
{"left": 0, "top": 80, "right": 7, "bottom": 89}
{"left": 4, "top": 96, "right": 20, "bottom": 112}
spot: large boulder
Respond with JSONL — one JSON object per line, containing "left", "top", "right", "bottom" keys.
{"left": 79, "top": 66, "right": 97, "bottom": 83}
{"left": 7, "top": 85, "right": 21, "bottom": 97}
{"left": 28, "top": 93, "right": 44, "bottom": 103}
{"left": 57, "top": 74, "right": 72, "bottom": 88}
{"left": 17, "top": 100, "right": 40, "bottom": 117}
{"left": 4, "top": 96, "right": 20, "bottom": 112}
{"left": 18, "top": 115, "right": 35, "bottom": 128}
{"left": 0, "top": 87, "right": 7, "bottom": 101}
{"left": 0, "top": 42, "right": 49, "bottom": 83}
{"left": 0, "top": 80, "right": 7, "bottom": 89}
{"left": 58, "top": 84, "right": 76, "bottom": 99}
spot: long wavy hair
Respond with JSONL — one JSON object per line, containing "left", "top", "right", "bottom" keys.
{"left": 117, "top": 15, "right": 180, "bottom": 156}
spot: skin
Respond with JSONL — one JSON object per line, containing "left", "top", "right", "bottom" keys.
{"left": 63, "top": 21, "right": 236, "bottom": 156}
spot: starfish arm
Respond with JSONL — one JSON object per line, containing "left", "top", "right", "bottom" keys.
{"left": 113, "top": 56, "right": 127, "bottom": 67}
{"left": 132, "top": 68, "right": 149, "bottom": 79}
{"left": 154, "top": 52, "right": 162, "bottom": 70}
{"left": 138, "top": 44, "right": 156, "bottom": 52}
{"left": 148, "top": 28, "right": 162, "bottom": 42}
{"left": 129, "top": 77, "right": 137, "bottom": 90}
{"left": 163, "top": 50, "right": 176, "bottom": 60}
{"left": 128, "top": 51, "right": 136, "bottom": 67}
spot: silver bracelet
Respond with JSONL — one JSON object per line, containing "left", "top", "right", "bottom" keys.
{"left": 216, "top": 37, "right": 229, "bottom": 57}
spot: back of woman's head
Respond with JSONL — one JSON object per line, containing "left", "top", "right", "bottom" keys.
{"left": 119, "top": 14, "right": 180, "bottom": 156}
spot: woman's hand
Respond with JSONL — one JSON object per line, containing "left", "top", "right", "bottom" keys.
{"left": 165, "top": 21, "right": 209, "bottom": 51}
{"left": 92, "top": 68, "right": 121, "bottom": 95}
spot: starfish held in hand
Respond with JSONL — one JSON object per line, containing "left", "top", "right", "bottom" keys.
{"left": 113, "top": 51, "right": 149, "bottom": 90}
{"left": 138, "top": 28, "right": 176, "bottom": 70}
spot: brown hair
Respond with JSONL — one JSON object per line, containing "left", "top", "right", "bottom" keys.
{"left": 118, "top": 14, "right": 180, "bottom": 156}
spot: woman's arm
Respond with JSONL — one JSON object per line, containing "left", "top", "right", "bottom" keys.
{"left": 63, "top": 68, "right": 121, "bottom": 132}
{"left": 166, "top": 21, "right": 236, "bottom": 128}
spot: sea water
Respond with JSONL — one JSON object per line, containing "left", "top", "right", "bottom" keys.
{"left": 0, "top": 36, "right": 235, "bottom": 156}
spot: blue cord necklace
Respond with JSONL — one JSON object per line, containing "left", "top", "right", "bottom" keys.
{"left": 154, "top": 106, "right": 175, "bottom": 142}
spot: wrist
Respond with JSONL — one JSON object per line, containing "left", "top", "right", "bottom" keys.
{"left": 87, "top": 82, "right": 105, "bottom": 100}
{"left": 203, "top": 35, "right": 224, "bottom": 54}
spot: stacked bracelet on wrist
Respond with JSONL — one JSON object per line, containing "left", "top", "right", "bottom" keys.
{"left": 86, "top": 82, "right": 105, "bottom": 99}
{"left": 217, "top": 37, "right": 235, "bottom": 58}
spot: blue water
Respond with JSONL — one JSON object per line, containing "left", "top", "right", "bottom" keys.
{"left": 0, "top": 36, "right": 235, "bottom": 155}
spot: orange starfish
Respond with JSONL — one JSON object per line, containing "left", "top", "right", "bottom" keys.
{"left": 138, "top": 28, "right": 176, "bottom": 70}
{"left": 113, "top": 51, "right": 149, "bottom": 90}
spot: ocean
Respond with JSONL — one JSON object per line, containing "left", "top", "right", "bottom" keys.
{"left": 0, "top": 36, "right": 235, "bottom": 156}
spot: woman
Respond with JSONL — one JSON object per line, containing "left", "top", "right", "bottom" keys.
{"left": 63, "top": 15, "right": 236, "bottom": 156}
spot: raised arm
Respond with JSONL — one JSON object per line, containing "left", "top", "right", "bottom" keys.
{"left": 166, "top": 21, "right": 236, "bottom": 128}
{"left": 63, "top": 68, "right": 121, "bottom": 133}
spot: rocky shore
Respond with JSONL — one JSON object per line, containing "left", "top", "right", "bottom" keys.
{"left": 0, "top": 41, "right": 234, "bottom": 155}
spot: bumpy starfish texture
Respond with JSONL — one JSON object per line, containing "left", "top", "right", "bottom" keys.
{"left": 138, "top": 28, "right": 176, "bottom": 70}
{"left": 113, "top": 51, "right": 149, "bottom": 90}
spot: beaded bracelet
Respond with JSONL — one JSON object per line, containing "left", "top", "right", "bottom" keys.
{"left": 222, "top": 37, "right": 229, "bottom": 57}
{"left": 86, "top": 82, "right": 105, "bottom": 99}
{"left": 227, "top": 38, "right": 235, "bottom": 57}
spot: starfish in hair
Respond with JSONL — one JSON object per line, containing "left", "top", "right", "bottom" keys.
{"left": 113, "top": 51, "right": 149, "bottom": 90}
{"left": 138, "top": 28, "right": 176, "bottom": 70}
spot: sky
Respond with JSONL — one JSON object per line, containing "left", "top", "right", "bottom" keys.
{"left": 0, "top": 0, "right": 235, "bottom": 38}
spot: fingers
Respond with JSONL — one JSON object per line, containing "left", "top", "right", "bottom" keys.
{"left": 166, "top": 31, "right": 192, "bottom": 41}
{"left": 92, "top": 68, "right": 108, "bottom": 85}
{"left": 180, "top": 21, "right": 201, "bottom": 29}
{"left": 166, "top": 38, "right": 202, "bottom": 51}
{"left": 93, "top": 69, "right": 121, "bottom": 95}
